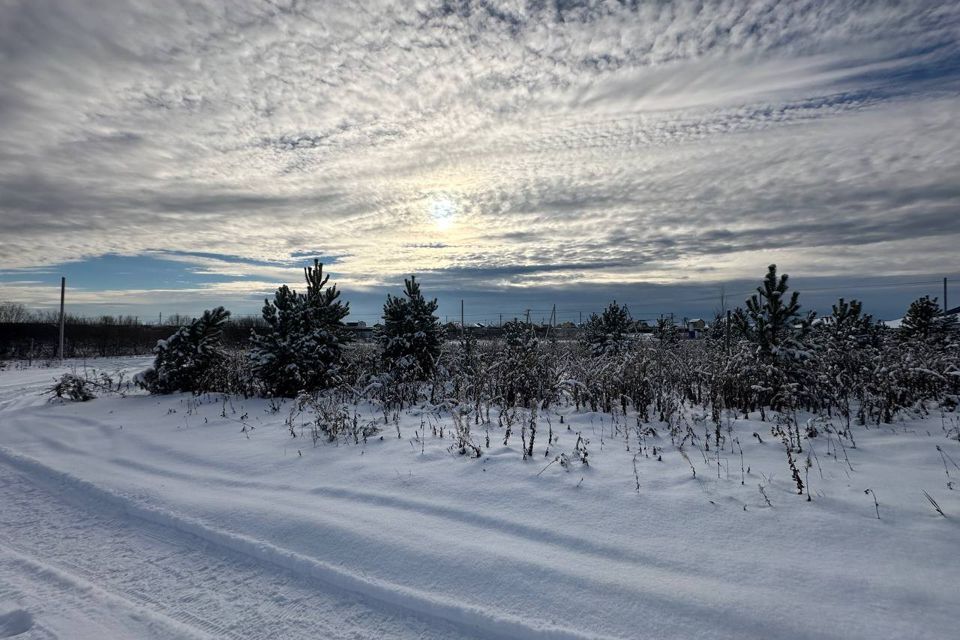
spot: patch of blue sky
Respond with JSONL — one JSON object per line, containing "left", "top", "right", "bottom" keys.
{"left": 0, "top": 253, "right": 268, "bottom": 291}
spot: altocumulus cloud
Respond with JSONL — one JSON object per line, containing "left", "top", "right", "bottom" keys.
{"left": 0, "top": 0, "right": 958, "bottom": 319}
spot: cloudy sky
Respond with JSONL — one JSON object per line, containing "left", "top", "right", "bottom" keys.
{"left": 1, "top": 0, "right": 958, "bottom": 323}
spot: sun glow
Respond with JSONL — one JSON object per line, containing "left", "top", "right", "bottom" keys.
{"left": 428, "top": 197, "right": 456, "bottom": 230}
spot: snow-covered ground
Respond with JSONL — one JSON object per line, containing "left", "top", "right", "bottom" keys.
{"left": 1, "top": 357, "right": 958, "bottom": 639}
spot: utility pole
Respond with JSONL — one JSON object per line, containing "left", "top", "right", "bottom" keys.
{"left": 944, "top": 277, "right": 949, "bottom": 315}
{"left": 58, "top": 276, "right": 65, "bottom": 362}
{"left": 460, "top": 299, "right": 465, "bottom": 339}
{"left": 499, "top": 313, "right": 502, "bottom": 328}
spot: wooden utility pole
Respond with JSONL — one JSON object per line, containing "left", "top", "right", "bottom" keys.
{"left": 58, "top": 276, "right": 65, "bottom": 361}
{"left": 944, "top": 277, "right": 949, "bottom": 315}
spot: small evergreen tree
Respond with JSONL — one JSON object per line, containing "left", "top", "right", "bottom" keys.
{"left": 828, "top": 298, "right": 869, "bottom": 337}
{"left": 899, "top": 296, "right": 955, "bottom": 343}
{"left": 139, "top": 306, "right": 230, "bottom": 394}
{"left": 582, "top": 301, "right": 632, "bottom": 355}
{"left": 378, "top": 276, "right": 444, "bottom": 379}
{"left": 734, "top": 264, "right": 805, "bottom": 355}
{"left": 812, "top": 298, "right": 875, "bottom": 426}
{"left": 250, "top": 260, "right": 350, "bottom": 397}
{"left": 654, "top": 315, "right": 678, "bottom": 344}
{"left": 731, "top": 265, "right": 815, "bottom": 414}
{"left": 707, "top": 311, "right": 727, "bottom": 343}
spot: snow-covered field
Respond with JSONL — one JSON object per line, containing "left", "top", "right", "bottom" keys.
{"left": 1, "top": 357, "right": 958, "bottom": 639}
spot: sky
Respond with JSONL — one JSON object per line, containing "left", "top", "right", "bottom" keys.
{"left": 1, "top": 0, "right": 958, "bottom": 323}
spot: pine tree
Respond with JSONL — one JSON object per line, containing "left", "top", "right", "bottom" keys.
{"left": 378, "top": 275, "right": 444, "bottom": 379}
{"left": 654, "top": 315, "right": 678, "bottom": 344}
{"left": 735, "top": 264, "right": 805, "bottom": 356}
{"left": 139, "top": 306, "right": 230, "bottom": 394}
{"left": 707, "top": 311, "right": 727, "bottom": 343}
{"left": 899, "top": 296, "right": 956, "bottom": 343}
{"left": 812, "top": 298, "right": 875, "bottom": 426}
{"left": 250, "top": 260, "right": 350, "bottom": 397}
{"left": 730, "top": 265, "right": 815, "bottom": 414}
{"left": 583, "top": 301, "right": 632, "bottom": 355}
{"left": 829, "top": 298, "right": 867, "bottom": 337}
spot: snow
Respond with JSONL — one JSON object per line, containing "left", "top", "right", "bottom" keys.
{"left": 1, "top": 357, "right": 958, "bottom": 639}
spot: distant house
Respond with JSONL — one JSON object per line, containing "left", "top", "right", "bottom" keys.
{"left": 345, "top": 321, "right": 373, "bottom": 340}
{"left": 684, "top": 318, "right": 707, "bottom": 338}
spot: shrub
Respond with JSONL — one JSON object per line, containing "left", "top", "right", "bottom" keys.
{"left": 49, "top": 373, "right": 96, "bottom": 401}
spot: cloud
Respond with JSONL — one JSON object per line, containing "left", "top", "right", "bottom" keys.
{"left": 0, "top": 0, "right": 958, "bottom": 316}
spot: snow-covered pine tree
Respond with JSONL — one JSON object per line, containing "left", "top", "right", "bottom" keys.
{"left": 735, "top": 264, "right": 806, "bottom": 355}
{"left": 377, "top": 275, "right": 444, "bottom": 380}
{"left": 249, "top": 260, "right": 350, "bottom": 397}
{"left": 139, "top": 306, "right": 230, "bottom": 394}
{"left": 582, "top": 301, "right": 632, "bottom": 355}
{"left": 707, "top": 311, "right": 727, "bottom": 343}
{"left": 654, "top": 315, "right": 678, "bottom": 344}
{"left": 899, "top": 296, "right": 956, "bottom": 343}
{"left": 732, "top": 265, "right": 815, "bottom": 414}
{"left": 828, "top": 298, "right": 872, "bottom": 338}
{"left": 811, "top": 298, "right": 875, "bottom": 426}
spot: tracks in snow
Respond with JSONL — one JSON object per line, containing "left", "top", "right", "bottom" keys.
{"left": 0, "top": 455, "right": 480, "bottom": 640}
{"left": 0, "top": 445, "right": 622, "bottom": 640}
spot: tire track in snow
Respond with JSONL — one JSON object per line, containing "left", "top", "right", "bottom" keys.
{"left": 0, "top": 445, "right": 621, "bottom": 640}
{"left": 0, "top": 454, "right": 481, "bottom": 640}
{"left": 0, "top": 543, "right": 211, "bottom": 640}
{"left": 89, "top": 449, "right": 714, "bottom": 591}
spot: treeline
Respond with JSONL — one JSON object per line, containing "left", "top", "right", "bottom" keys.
{"left": 0, "top": 305, "right": 267, "bottom": 359}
